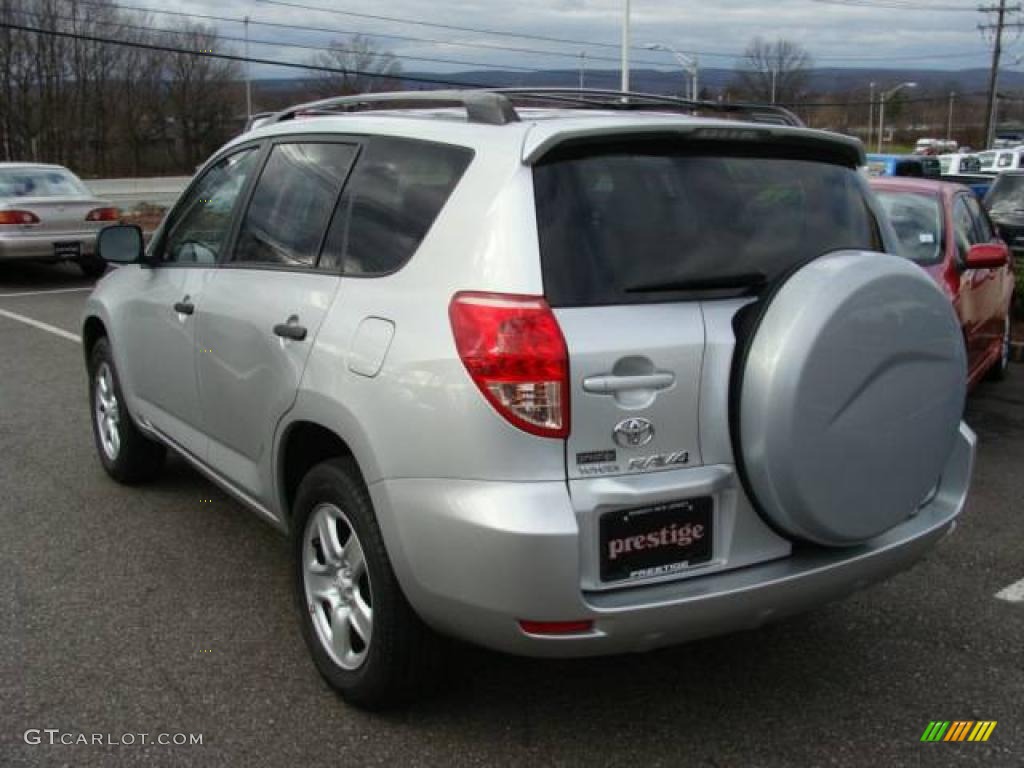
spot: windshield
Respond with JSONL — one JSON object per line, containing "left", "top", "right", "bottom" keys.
{"left": 978, "top": 152, "right": 996, "bottom": 169}
{"left": 534, "top": 143, "right": 880, "bottom": 306}
{"left": 986, "top": 175, "right": 1024, "bottom": 213}
{"left": 939, "top": 156, "right": 953, "bottom": 173}
{"left": 0, "top": 167, "right": 89, "bottom": 198}
{"left": 874, "top": 190, "right": 943, "bottom": 265}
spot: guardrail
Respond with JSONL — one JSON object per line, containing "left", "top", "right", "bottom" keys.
{"left": 84, "top": 176, "right": 191, "bottom": 209}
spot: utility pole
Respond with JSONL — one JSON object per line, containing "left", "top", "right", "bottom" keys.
{"left": 947, "top": 91, "right": 956, "bottom": 141}
{"left": 578, "top": 51, "right": 587, "bottom": 89}
{"left": 979, "top": 1, "right": 1024, "bottom": 148}
{"left": 621, "top": 0, "right": 631, "bottom": 93}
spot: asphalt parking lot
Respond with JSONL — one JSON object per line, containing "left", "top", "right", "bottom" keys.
{"left": 1, "top": 262, "right": 1022, "bottom": 768}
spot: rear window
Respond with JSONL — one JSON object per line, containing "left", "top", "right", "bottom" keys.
{"left": 874, "top": 190, "right": 943, "bottom": 265}
{"left": 534, "top": 144, "right": 879, "bottom": 306}
{"left": 0, "top": 167, "right": 89, "bottom": 198}
{"left": 320, "top": 137, "right": 472, "bottom": 275}
{"left": 986, "top": 174, "right": 1024, "bottom": 214}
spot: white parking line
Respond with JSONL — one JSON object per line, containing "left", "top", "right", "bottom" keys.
{"left": 0, "top": 308, "right": 81, "bottom": 343}
{"left": 995, "top": 578, "right": 1024, "bottom": 604}
{"left": 0, "top": 286, "right": 93, "bottom": 298}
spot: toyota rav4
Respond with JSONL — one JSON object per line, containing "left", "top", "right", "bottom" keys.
{"left": 82, "top": 89, "right": 976, "bottom": 708}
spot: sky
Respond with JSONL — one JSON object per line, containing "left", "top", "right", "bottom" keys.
{"left": 146, "top": 0, "right": 1014, "bottom": 77}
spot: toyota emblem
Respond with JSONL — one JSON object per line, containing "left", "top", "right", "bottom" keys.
{"left": 613, "top": 417, "right": 655, "bottom": 448}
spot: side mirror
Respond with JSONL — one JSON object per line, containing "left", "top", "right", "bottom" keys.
{"left": 964, "top": 242, "right": 1009, "bottom": 270}
{"left": 97, "top": 224, "right": 145, "bottom": 264}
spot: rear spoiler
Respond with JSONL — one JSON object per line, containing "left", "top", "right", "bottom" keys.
{"left": 522, "top": 122, "right": 866, "bottom": 168}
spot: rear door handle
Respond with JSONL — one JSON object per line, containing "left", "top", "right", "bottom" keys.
{"left": 582, "top": 372, "right": 675, "bottom": 394}
{"left": 173, "top": 300, "right": 194, "bottom": 315}
{"left": 273, "top": 322, "right": 307, "bottom": 341}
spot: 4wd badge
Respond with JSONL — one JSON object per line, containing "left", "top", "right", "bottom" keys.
{"left": 613, "top": 417, "right": 655, "bottom": 448}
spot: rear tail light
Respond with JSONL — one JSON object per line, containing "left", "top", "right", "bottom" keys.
{"left": 0, "top": 210, "right": 40, "bottom": 225}
{"left": 519, "top": 619, "right": 594, "bottom": 635}
{"left": 86, "top": 207, "right": 120, "bottom": 222}
{"left": 449, "top": 291, "right": 569, "bottom": 439}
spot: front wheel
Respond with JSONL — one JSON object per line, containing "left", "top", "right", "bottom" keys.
{"left": 77, "top": 256, "right": 107, "bottom": 279}
{"left": 88, "top": 337, "right": 166, "bottom": 483}
{"left": 291, "top": 458, "right": 443, "bottom": 709}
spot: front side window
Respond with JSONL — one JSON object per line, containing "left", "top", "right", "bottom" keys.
{"left": 965, "top": 195, "right": 994, "bottom": 242}
{"left": 534, "top": 143, "right": 880, "bottom": 307}
{"left": 160, "top": 148, "right": 259, "bottom": 264}
{"left": 232, "top": 142, "right": 358, "bottom": 267}
{"left": 874, "top": 190, "right": 943, "bottom": 265}
{"left": 320, "top": 137, "right": 472, "bottom": 275}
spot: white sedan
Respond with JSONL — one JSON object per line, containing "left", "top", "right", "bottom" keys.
{"left": 0, "top": 163, "right": 118, "bottom": 277}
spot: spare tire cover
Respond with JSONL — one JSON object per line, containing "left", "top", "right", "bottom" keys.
{"left": 736, "top": 250, "right": 967, "bottom": 546}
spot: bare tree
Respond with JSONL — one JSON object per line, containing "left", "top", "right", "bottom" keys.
{"left": 733, "top": 38, "right": 813, "bottom": 105}
{"left": 163, "top": 23, "right": 242, "bottom": 170}
{"left": 310, "top": 35, "right": 402, "bottom": 97}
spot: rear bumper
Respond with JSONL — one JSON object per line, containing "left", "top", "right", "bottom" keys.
{"left": 0, "top": 230, "right": 99, "bottom": 261}
{"left": 371, "top": 422, "right": 976, "bottom": 657}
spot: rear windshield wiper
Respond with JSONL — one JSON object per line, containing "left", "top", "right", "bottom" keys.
{"left": 625, "top": 272, "right": 767, "bottom": 294}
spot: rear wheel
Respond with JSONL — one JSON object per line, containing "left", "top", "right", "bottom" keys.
{"left": 88, "top": 337, "right": 166, "bottom": 483}
{"left": 987, "top": 313, "right": 1012, "bottom": 381}
{"left": 291, "top": 458, "right": 443, "bottom": 709}
{"left": 77, "top": 256, "right": 107, "bottom": 279}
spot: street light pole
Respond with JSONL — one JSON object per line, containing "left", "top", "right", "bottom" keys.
{"left": 877, "top": 81, "right": 917, "bottom": 154}
{"left": 621, "top": 0, "right": 631, "bottom": 93}
{"left": 867, "top": 82, "right": 876, "bottom": 149}
{"left": 244, "top": 15, "right": 252, "bottom": 120}
{"left": 947, "top": 91, "right": 956, "bottom": 141}
{"left": 770, "top": 67, "right": 778, "bottom": 104}
{"left": 644, "top": 42, "right": 699, "bottom": 100}
{"left": 579, "top": 50, "right": 587, "bottom": 89}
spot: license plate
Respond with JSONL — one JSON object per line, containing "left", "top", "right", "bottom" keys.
{"left": 600, "top": 497, "right": 713, "bottom": 582}
{"left": 54, "top": 241, "right": 81, "bottom": 259}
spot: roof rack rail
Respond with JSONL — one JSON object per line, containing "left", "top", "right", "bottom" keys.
{"left": 269, "top": 90, "right": 520, "bottom": 127}
{"left": 491, "top": 88, "right": 803, "bottom": 127}
{"left": 265, "top": 87, "right": 803, "bottom": 128}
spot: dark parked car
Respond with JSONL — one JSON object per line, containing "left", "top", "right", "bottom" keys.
{"left": 984, "top": 170, "right": 1024, "bottom": 253}
{"left": 872, "top": 177, "right": 1015, "bottom": 387}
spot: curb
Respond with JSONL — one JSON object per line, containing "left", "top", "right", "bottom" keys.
{"left": 1012, "top": 342, "right": 1024, "bottom": 363}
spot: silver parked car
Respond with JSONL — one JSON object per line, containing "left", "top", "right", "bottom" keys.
{"left": 82, "top": 89, "right": 975, "bottom": 708}
{"left": 0, "top": 162, "right": 117, "bottom": 277}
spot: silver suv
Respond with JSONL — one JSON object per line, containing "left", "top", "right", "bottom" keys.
{"left": 83, "top": 89, "right": 975, "bottom": 708}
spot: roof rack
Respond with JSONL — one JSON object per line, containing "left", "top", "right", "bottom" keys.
{"left": 267, "top": 87, "right": 803, "bottom": 128}
{"left": 270, "top": 90, "right": 521, "bottom": 126}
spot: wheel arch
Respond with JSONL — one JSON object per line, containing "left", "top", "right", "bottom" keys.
{"left": 82, "top": 314, "right": 108, "bottom": 364}
{"left": 275, "top": 398, "right": 384, "bottom": 528}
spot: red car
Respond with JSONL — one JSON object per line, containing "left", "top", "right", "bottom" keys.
{"left": 871, "top": 177, "right": 1015, "bottom": 389}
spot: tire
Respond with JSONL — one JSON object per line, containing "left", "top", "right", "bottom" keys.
{"left": 88, "top": 337, "right": 166, "bottom": 483}
{"left": 291, "top": 457, "right": 443, "bottom": 709}
{"left": 987, "top": 312, "right": 1012, "bottom": 382}
{"left": 78, "top": 256, "right": 107, "bottom": 279}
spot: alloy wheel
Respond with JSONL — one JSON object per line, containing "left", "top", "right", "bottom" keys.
{"left": 94, "top": 362, "right": 121, "bottom": 461}
{"left": 302, "top": 503, "right": 373, "bottom": 671}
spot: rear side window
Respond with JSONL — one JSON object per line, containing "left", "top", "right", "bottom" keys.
{"left": 232, "top": 142, "right": 357, "bottom": 267}
{"left": 320, "top": 137, "right": 472, "bottom": 275}
{"left": 534, "top": 144, "right": 880, "bottom": 306}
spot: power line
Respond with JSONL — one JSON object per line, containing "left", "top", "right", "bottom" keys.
{"left": 0, "top": 20, "right": 498, "bottom": 88}
{"left": 1, "top": 7, "right": 544, "bottom": 72}
{"left": 809, "top": 0, "right": 977, "bottom": 10}
{"left": 33, "top": 0, "right": 995, "bottom": 65}
{"left": 36, "top": 0, "right": 671, "bottom": 67}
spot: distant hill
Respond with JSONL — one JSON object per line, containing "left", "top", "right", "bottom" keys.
{"left": 252, "top": 66, "right": 1024, "bottom": 102}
